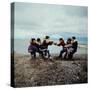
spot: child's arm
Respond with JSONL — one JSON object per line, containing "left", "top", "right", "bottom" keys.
{"left": 54, "top": 42, "right": 60, "bottom": 46}
{"left": 49, "top": 41, "right": 53, "bottom": 45}
{"left": 64, "top": 44, "right": 72, "bottom": 48}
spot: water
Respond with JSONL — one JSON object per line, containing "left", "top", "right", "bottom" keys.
{"left": 14, "top": 39, "right": 88, "bottom": 55}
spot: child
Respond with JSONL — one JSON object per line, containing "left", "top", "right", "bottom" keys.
{"left": 41, "top": 36, "right": 53, "bottom": 59}
{"left": 68, "top": 36, "right": 78, "bottom": 59}
{"left": 28, "top": 38, "right": 38, "bottom": 59}
{"left": 54, "top": 38, "right": 66, "bottom": 58}
{"left": 64, "top": 38, "right": 72, "bottom": 59}
{"left": 64, "top": 37, "right": 78, "bottom": 59}
{"left": 36, "top": 38, "right": 44, "bottom": 58}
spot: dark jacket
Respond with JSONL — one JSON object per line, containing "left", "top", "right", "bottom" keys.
{"left": 41, "top": 40, "right": 53, "bottom": 49}
{"left": 28, "top": 43, "right": 38, "bottom": 53}
{"left": 72, "top": 41, "right": 78, "bottom": 52}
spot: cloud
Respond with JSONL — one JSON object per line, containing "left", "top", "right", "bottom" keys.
{"left": 14, "top": 2, "right": 88, "bottom": 39}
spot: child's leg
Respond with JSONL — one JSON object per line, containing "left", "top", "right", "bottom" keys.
{"left": 47, "top": 50, "right": 51, "bottom": 58}
{"left": 59, "top": 49, "right": 64, "bottom": 58}
{"left": 45, "top": 50, "right": 47, "bottom": 56}
{"left": 31, "top": 52, "right": 33, "bottom": 59}
{"left": 64, "top": 52, "right": 67, "bottom": 59}
{"left": 33, "top": 52, "right": 36, "bottom": 58}
{"left": 44, "top": 49, "right": 50, "bottom": 58}
{"left": 31, "top": 51, "right": 36, "bottom": 59}
{"left": 39, "top": 50, "right": 44, "bottom": 58}
{"left": 68, "top": 50, "right": 76, "bottom": 59}
{"left": 68, "top": 53, "right": 73, "bottom": 59}
{"left": 59, "top": 48, "right": 67, "bottom": 58}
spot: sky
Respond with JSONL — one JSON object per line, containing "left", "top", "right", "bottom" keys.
{"left": 14, "top": 2, "right": 88, "bottom": 40}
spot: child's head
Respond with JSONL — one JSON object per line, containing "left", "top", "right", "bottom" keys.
{"left": 72, "top": 36, "right": 76, "bottom": 41}
{"left": 67, "top": 38, "right": 71, "bottom": 44}
{"left": 30, "top": 38, "right": 36, "bottom": 44}
{"left": 37, "top": 38, "right": 41, "bottom": 42}
{"left": 59, "top": 38, "right": 63, "bottom": 42}
{"left": 45, "top": 36, "right": 50, "bottom": 39}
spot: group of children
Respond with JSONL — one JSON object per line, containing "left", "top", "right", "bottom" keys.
{"left": 55, "top": 37, "right": 78, "bottom": 59}
{"left": 28, "top": 36, "right": 53, "bottom": 59}
{"left": 28, "top": 36, "right": 78, "bottom": 60}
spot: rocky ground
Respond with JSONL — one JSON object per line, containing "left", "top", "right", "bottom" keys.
{"left": 14, "top": 53, "right": 88, "bottom": 87}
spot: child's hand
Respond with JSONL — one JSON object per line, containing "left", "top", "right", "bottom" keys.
{"left": 49, "top": 41, "right": 53, "bottom": 45}
{"left": 54, "top": 43, "right": 57, "bottom": 45}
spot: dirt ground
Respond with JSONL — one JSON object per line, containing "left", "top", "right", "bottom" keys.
{"left": 14, "top": 53, "right": 88, "bottom": 87}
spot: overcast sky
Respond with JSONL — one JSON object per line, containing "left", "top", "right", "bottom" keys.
{"left": 14, "top": 2, "right": 88, "bottom": 39}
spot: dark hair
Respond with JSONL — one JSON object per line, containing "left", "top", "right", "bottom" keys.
{"left": 72, "top": 36, "right": 76, "bottom": 39}
{"left": 67, "top": 38, "right": 71, "bottom": 41}
{"left": 45, "top": 36, "right": 50, "bottom": 39}
{"left": 59, "top": 38, "right": 63, "bottom": 41}
{"left": 37, "top": 38, "right": 41, "bottom": 42}
{"left": 67, "top": 38, "right": 71, "bottom": 44}
{"left": 31, "top": 38, "right": 35, "bottom": 42}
